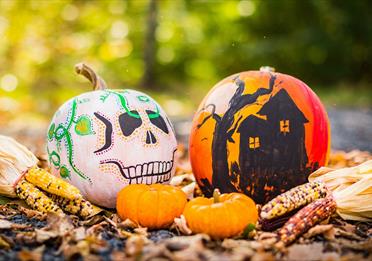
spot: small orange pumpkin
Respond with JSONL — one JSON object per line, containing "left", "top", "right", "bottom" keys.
{"left": 116, "top": 184, "right": 187, "bottom": 229}
{"left": 183, "top": 189, "right": 258, "bottom": 239}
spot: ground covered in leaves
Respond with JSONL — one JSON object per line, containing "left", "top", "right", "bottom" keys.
{"left": 0, "top": 148, "right": 371, "bottom": 261}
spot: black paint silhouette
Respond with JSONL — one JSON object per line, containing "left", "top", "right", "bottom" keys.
{"left": 198, "top": 74, "right": 316, "bottom": 203}
{"left": 94, "top": 112, "right": 113, "bottom": 154}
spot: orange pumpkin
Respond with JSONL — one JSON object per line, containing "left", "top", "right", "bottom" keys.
{"left": 189, "top": 68, "right": 330, "bottom": 204}
{"left": 183, "top": 189, "right": 258, "bottom": 239}
{"left": 116, "top": 184, "right": 187, "bottom": 229}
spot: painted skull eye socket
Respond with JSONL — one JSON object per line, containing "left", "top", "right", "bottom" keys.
{"left": 119, "top": 110, "right": 142, "bottom": 136}
{"left": 94, "top": 112, "right": 113, "bottom": 154}
{"left": 146, "top": 110, "right": 169, "bottom": 134}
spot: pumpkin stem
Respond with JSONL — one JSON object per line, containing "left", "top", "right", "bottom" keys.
{"left": 75, "top": 63, "right": 108, "bottom": 91}
{"left": 260, "top": 66, "right": 275, "bottom": 72}
{"left": 213, "top": 188, "right": 221, "bottom": 203}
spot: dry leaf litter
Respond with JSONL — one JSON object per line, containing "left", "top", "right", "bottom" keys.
{"left": 0, "top": 142, "right": 371, "bottom": 261}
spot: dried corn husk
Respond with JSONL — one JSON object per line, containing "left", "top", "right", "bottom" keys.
{"left": 0, "top": 135, "right": 102, "bottom": 218}
{"left": 309, "top": 160, "right": 372, "bottom": 221}
{"left": 0, "top": 135, "right": 38, "bottom": 197}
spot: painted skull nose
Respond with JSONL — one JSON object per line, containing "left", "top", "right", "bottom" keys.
{"left": 145, "top": 130, "right": 157, "bottom": 144}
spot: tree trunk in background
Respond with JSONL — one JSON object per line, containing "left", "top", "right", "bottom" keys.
{"left": 142, "top": 0, "right": 158, "bottom": 89}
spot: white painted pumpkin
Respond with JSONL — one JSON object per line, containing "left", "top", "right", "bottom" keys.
{"left": 46, "top": 64, "right": 177, "bottom": 208}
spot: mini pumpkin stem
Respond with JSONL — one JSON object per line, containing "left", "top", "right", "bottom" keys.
{"left": 213, "top": 188, "right": 221, "bottom": 203}
{"left": 75, "top": 62, "right": 107, "bottom": 91}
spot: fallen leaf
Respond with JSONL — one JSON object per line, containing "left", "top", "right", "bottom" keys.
{"left": 257, "top": 232, "right": 277, "bottom": 241}
{"left": 340, "top": 222, "right": 356, "bottom": 234}
{"left": 118, "top": 218, "right": 138, "bottom": 229}
{"left": 222, "top": 239, "right": 250, "bottom": 249}
{"left": 0, "top": 219, "right": 30, "bottom": 230}
{"left": 125, "top": 235, "right": 149, "bottom": 257}
{"left": 103, "top": 216, "right": 118, "bottom": 228}
{"left": 79, "top": 214, "right": 105, "bottom": 226}
{"left": 72, "top": 226, "right": 86, "bottom": 241}
{"left": 18, "top": 245, "right": 44, "bottom": 261}
{"left": 182, "top": 181, "right": 196, "bottom": 199}
{"left": 251, "top": 251, "right": 275, "bottom": 261}
{"left": 45, "top": 213, "right": 74, "bottom": 235}
{"left": 110, "top": 213, "right": 122, "bottom": 224}
{"left": 0, "top": 204, "right": 19, "bottom": 216}
{"left": 0, "top": 196, "right": 12, "bottom": 205}
{"left": 230, "top": 245, "right": 255, "bottom": 260}
{"left": 172, "top": 215, "right": 192, "bottom": 235}
{"left": 320, "top": 252, "right": 341, "bottom": 261}
{"left": 164, "top": 234, "right": 217, "bottom": 261}
{"left": 287, "top": 242, "right": 324, "bottom": 261}
{"left": 333, "top": 238, "right": 372, "bottom": 251}
{"left": 222, "top": 239, "right": 263, "bottom": 260}
{"left": 35, "top": 229, "right": 58, "bottom": 243}
{"left": 15, "top": 231, "right": 38, "bottom": 245}
{"left": 303, "top": 224, "right": 335, "bottom": 241}
{"left": 63, "top": 240, "right": 90, "bottom": 259}
{"left": 255, "top": 232, "right": 277, "bottom": 250}
{"left": 141, "top": 244, "right": 175, "bottom": 260}
{"left": 85, "top": 236, "right": 109, "bottom": 254}
{"left": 110, "top": 250, "right": 128, "bottom": 260}
{"left": 334, "top": 227, "right": 365, "bottom": 241}
{"left": 134, "top": 227, "right": 148, "bottom": 237}
{"left": 86, "top": 221, "right": 108, "bottom": 236}
{"left": 18, "top": 204, "right": 46, "bottom": 219}
{"left": 0, "top": 235, "right": 11, "bottom": 249}
{"left": 0, "top": 219, "right": 12, "bottom": 229}
{"left": 170, "top": 173, "right": 195, "bottom": 186}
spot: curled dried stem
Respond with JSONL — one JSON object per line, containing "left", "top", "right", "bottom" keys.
{"left": 75, "top": 63, "right": 107, "bottom": 91}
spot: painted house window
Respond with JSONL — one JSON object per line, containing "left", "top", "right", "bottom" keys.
{"left": 249, "top": 137, "right": 260, "bottom": 149}
{"left": 280, "top": 120, "right": 290, "bottom": 133}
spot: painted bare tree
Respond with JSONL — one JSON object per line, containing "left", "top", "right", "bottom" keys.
{"left": 197, "top": 73, "right": 279, "bottom": 196}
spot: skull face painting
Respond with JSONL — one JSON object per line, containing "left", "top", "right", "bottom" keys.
{"left": 47, "top": 89, "right": 177, "bottom": 208}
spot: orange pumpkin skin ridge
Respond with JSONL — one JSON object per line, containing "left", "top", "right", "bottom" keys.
{"left": 116, "top": 184, "right": 187, "bottom": 230}
{"left": 183, "top": 192, "right": 258, "bottom": 239}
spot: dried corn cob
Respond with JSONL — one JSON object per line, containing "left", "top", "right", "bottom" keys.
{"left": 278, "top": 196, "right": 337, "bottom": 245}
{"left": 259, "top": 208, "right": 298, "bottom": 231}
{"left": 24, "top": 166, "right": 82, "bottom": 200}
{"left": 15, "top": 179, "right": 63, "bottom": 214}
{"left": 0, "top": 135, "right": 98, "bottom": 218}
{"left": 260, "top": 181, "right": 328, "bottom": 220}
{"left": 47, "top": 193, "right": 102, "bottom": 219}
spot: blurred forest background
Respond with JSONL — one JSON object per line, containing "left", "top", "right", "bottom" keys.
{"left": 0, "top": 0, "right": 371, "bottom": 129}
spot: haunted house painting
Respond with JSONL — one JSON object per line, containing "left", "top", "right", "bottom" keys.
{"left": 237, "top": 88, "right": 311, "bottom": 203}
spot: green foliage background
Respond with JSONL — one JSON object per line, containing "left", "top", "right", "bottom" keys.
{"left": 0, "top": 0, "right": 371, "bottom": 120}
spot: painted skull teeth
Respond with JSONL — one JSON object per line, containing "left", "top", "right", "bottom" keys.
{"left": 135, "top": 173, "right": 172, "bottom": 185}
{"left": 100, "top": 159, "right": 174, "bottom": 184}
